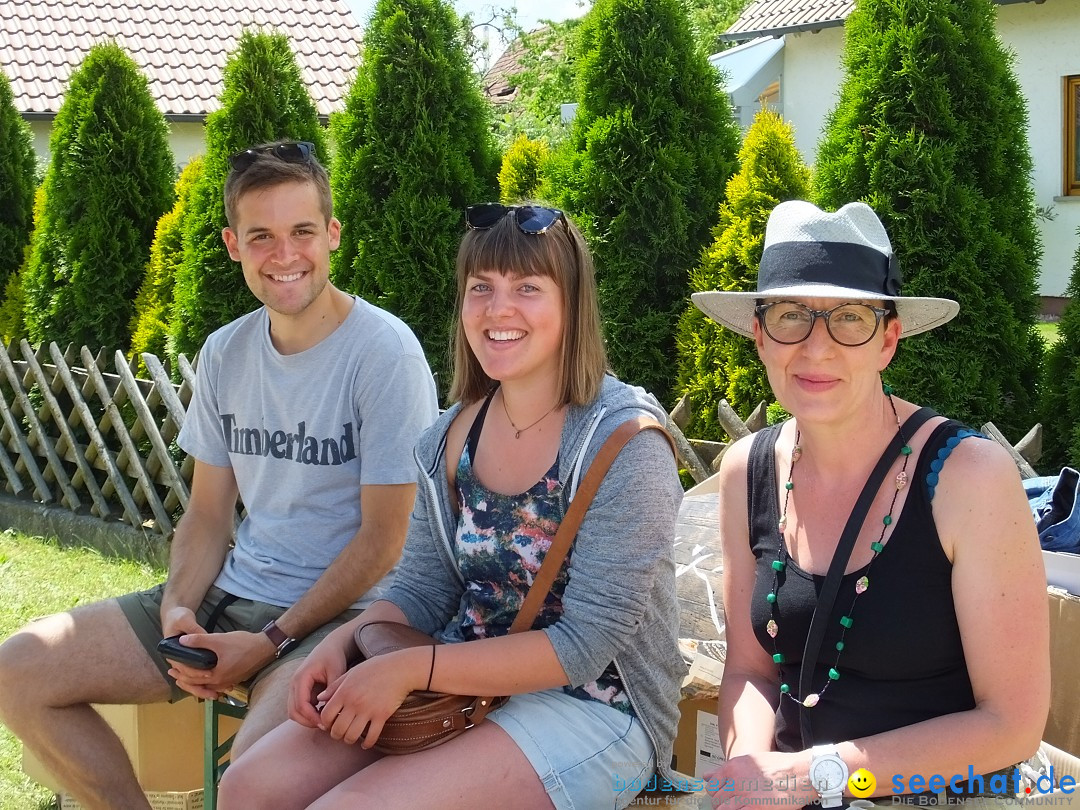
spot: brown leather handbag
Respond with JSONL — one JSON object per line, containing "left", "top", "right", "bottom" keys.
{"left": 352, "top": 415, "right": 673, "bottom": 755}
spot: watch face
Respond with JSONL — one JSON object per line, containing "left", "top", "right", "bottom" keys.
{"left": 812, "top": 759, "right": 846, "bottom": 792}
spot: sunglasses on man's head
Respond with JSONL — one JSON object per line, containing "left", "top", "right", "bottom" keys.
{"left": 227, "top": 141, "right": 317, "bottom": 173}
{"left": 465, "top": 203, "right": 566, "bottom": 235}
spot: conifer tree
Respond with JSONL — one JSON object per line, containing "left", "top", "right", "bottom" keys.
{"left": 551, "top": 0, "right": 740, "bottom": 403}
{"left": 330, "top": 0, "right": 497, "bottom": 393}
{"left": 0, "top": 69, "right": 37, "bottom": 297}
{"left": 171, "top": 30, "right": 327, "bottom": 360}
{"left": 815, "top": 0, "right": 1042, "bottom": 437}
{"left": 130, "top": 157, "right": 204, "bottom": 363}
{"left": 22, "top": 42, "right": 174, "bottom": 349}
{"left": 1041, "top": 236, "right": 1080, "bottom": 470}
{"left": 676, "top": 110, "right": 810, "bottom": 440}
{"left": 499, "top": 134, "right": 550, "bottom": 203}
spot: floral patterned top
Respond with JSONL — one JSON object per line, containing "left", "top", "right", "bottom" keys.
{"left": 451, "top": 443, "right": 634, "bottom": 715}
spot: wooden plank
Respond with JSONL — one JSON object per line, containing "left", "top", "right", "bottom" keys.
{"left": 0, "top": 344, "right": 52, "bottom": 502}
{"left": 0, "top": 426, "right": 25, "bottom": 495}
{"left": 113, "top": 350, "right": 189, "bottom": 512}
{"left": 80, "top": 346, "right": 172, "bottom": 533}
{"left": 141, "top": 352, "right": 188, "bottom": 430}
{"left": 667, "top": 417, "right": 710, "bottom": 483}
{"left": 716, "top": 399, "right": 751, "bottom": 441}
{"left": 670, "top": 394, "right": 691, "bottom": 431}
{"left": 17, "top": 341, "right": 109, "bottom": 517}
{"left": 674, "top": 493, "right": 725, "bottom": 641}
{"left": 48, "top": 342, "right": 143, "bottom": 526}
{"left": 981, "top": 421, "right": 1039, "bottom": 480}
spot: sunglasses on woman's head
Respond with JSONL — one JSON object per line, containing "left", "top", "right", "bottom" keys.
{"left": 228, "top": 141, "right": 317, "bottom": 173}
{"left": 465, "top": 203, "right": 567, "bottom": 235}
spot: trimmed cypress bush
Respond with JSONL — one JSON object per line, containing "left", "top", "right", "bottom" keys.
{"left": 170, "top": 30, "right": 328, "bottom": 361}
{"left": 0, "top": 69, "right": 37, "bottom": 296}
{"left": 22, "top": 42, "right": 175, "bottom": 349}
{"left": 130, "top": 157, "right": 204, "bottom": 362}
{"left": 330, "top": 0, "right": 498, "bottom": 394}
{"left": 815, "top": 0, "right": 1043, "bottom": 438}
{"left": 499, "top": 134, "right": 550, "bottom": 203}
{"left": 676, "top": 110, "right": 811, "bottom": 440}
{"left": 550, "top": 0, "right": 740, "bottom": 403}
{"left": 1041, "top": 237, "right": 1080, "bottom": 470}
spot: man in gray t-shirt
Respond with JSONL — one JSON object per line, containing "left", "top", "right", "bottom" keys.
{"left": 0, "top": 141, "right": 438, "bottom": 808}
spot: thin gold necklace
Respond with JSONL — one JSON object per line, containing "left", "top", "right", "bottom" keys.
{"left": 500, "top": 390, "right": 559, "bottom": 439}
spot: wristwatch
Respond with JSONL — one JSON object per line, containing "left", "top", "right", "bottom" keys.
{"left": 261, "top": 620, "right": 299, "bottom": 658}
{"left": 809, "top": 745, "right": 849, "bottom": 809}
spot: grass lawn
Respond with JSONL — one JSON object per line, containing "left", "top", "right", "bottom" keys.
{"left": 0, "top": 530, "right": 164, "bottom": 810}
{"left": 1036, "top": 320, "right": 1061, "bottom": 346}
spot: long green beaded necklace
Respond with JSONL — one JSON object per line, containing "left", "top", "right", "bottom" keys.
{"left": 766, "top": 386, "right": 911, "bottom": 708}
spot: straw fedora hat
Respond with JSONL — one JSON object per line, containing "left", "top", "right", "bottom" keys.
{"left": 691, "top": 200, "right": 958, "bottom": 339}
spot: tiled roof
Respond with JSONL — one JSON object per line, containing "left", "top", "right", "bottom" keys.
{"left": 724, "top": 0, "right": 1029, "bottom": 41}
{"left": 1, "top": 0, "right": 362, "bottom": 119}
{"left": 481, "top": 26, "right": 552, "bottom": 103}
{"left": 724, "top": 0, "right": 854, "bottom": 41}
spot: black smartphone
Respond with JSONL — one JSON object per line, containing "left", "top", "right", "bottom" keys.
{"left": 156, "top": 635, "right": 217, "bottom": 670}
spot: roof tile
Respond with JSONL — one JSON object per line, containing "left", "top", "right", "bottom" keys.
{"left": 0, "top": 0, "right": 361, "bottom": 118}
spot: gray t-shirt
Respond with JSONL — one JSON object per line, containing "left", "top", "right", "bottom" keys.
{"left": 177, "top": 296, "right": 438, "bottom": 609}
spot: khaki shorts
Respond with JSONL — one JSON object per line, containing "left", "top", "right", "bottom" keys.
{"left": 117, "top": 583, "right": 361, "bottom": 702}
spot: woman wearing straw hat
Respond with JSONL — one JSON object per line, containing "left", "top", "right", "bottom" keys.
{"left": 693, "top": 201, "right": 1049, "bottom": 809}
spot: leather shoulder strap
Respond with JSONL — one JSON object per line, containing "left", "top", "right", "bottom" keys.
{"left": 508, "top": 415, "right": 673, "bottom": 634}
{"left": 468, "top": 415, "right": 674, "bottom": 725}
{"left": 798, "top": 406, "right": 937, "bottom": 745}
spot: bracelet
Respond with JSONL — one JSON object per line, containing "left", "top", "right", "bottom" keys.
{"left": 426, "top": 645, "right": 436, "bottom": 691}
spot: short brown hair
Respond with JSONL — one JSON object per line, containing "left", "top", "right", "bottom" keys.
{"left": 223, "top": 141, "right": 333, "bottom": 228}
{"left": 450, "top": 206, "right": 608, "bottom": 406}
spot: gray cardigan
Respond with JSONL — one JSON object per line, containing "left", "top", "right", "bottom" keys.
{"left": 386, "top": 374, "right": 686, "bottom": 782}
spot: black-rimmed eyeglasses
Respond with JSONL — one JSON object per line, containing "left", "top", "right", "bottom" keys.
{"left": 465, "top": 203, "right": 567, "bottom": 235}
{"left": 755, "top": 301, "right": 891, "bottom": 347}
{"left": 228, "top": 141, "right": 317, "bottom": 173}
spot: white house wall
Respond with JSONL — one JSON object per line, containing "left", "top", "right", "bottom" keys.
{"left": 27, "top": 119, "right": 206, "bottom": 173}
{"left": 997, "top": 0, "right": 1078, "bottom": 300}
{"left": 780, "top": 27, "right": 846, "bottom": 164}
{"left": 775, "top": 1, "right": 1077, "bottom": 301}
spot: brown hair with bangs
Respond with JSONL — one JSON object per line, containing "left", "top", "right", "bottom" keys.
{"left": 223, "top": 141, "right": 333, "bottom": 228}
{"left": 449, "top": 206, "right": 608, "bottom": 406}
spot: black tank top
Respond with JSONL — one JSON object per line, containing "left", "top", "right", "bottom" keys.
{"left": 747, "top": 419, "right": 979, "bottom": 751}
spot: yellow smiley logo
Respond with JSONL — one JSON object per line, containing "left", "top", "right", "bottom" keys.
{"left": 848, "top": 768, "right": 876, "bottom": 798}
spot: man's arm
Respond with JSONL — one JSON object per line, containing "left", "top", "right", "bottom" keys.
{"left": 270, "top": 482, "right": 417, "bottom": 641}
{"left": 174, "top": 482, "right": 418, "bottom": 691}
{"left": 160, "top": 459, "right": 239, "bottom": 636}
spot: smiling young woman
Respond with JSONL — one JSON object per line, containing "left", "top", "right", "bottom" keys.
{"left": 216, "top": 203, "right": 686, "bottom": 810}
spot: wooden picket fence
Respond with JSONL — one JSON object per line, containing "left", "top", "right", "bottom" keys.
{"left": 0, "top": 336, "right": 1046, "bottom": 544}
{"left": 0, "top": 340, "right": 197, "bottom": 538}
{"left": 667, "top": 393, "right": 1045, "bottom": 484}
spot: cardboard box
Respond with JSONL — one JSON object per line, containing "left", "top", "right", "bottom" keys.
{"left": 1046, "top": 588, "right": 1080, "bottom": 758}
{"left": 672, "top": 645, "right": 725, "bottom": 779}
{"left": 22, "top": 700, "right": 242, "bottom": 794}
{"left": 59, "top": 790, "right": 203, "bottom": 810}
{"left": 673, "top": 696, "right": 724, "bottom": 780}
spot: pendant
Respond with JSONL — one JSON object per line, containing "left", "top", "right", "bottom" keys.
{"left": 896, "top": 470, "right": 908, "bottom": 490}
{"left": 514, "top": 430, "right": 523, "bottom": 439}
{"left": 791, "top": 445, "right": 802, "bottom": 462}
{"left": 855, "top": 576, "right": 869, "bottom": 594}
{"left": 767, "top": 619, "right": 778, "bottom": 638}
{"left": 803, "top": 693, "right": 820, "bottom": 707}
{"left": 778, "top": 518, "right": 787, "bottom": 532}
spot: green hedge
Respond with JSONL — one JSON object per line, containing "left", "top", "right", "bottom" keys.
{"left": 676, "top": 110, "right": 810, "bottom": 440}
{"left": 23, "top": 42, "right": 174, "bottom": 349}
{"left": 170, "top": 30, "right": 327, "bottom": 362}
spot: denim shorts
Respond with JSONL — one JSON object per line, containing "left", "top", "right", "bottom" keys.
{"left": 486, "top": 688, "right": 656, "bottom": 810}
